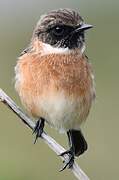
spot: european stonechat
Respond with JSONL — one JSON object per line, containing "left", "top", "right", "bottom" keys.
{"left": 15, "top": 8, "right": 95, "bottom": 171}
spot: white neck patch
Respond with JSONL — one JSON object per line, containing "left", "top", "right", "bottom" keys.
{"left": 40, "top": 42, "right": 86, "bottom": 56}
{"left": 41, "top": 43, "right": 70, "bottom": 56}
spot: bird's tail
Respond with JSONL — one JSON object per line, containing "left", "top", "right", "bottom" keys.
{"left": 71, "top": 130, "right": 88, "bottom": 156}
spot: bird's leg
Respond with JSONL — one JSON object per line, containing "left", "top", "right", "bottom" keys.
{"left": 59, "top": 129, "right": 88, "bottom": 171}
{"left": 59, "top": 130, "right": 75, "bottom": 171}
{"left": 33, "top": 117, "right": 45, "bottom": 144}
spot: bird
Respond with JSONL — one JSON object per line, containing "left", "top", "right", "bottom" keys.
{"left": 15, "top": 8, "right": 95, "bottom": 171}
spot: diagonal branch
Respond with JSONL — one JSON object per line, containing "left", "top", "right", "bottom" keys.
{"left": 0, "top": 88, "right": 89, "bottom": 180}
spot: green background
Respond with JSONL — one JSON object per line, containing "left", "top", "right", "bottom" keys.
{"left": 0, "top": 0, "right": 119, "bottom": 179}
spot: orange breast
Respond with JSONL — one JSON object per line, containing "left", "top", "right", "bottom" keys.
{"left": 15, "top": 42, "right": 95, "bottom": 130}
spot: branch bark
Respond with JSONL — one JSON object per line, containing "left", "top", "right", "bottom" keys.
{"left": 0, "top": 88, "right": 90, "bottom": 180}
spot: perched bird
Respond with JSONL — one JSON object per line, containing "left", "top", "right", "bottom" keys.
{"left": 15, "top": 8, "right": 95, "bottom": 171}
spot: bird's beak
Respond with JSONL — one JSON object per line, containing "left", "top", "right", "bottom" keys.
{"left": 75, "top": 24, "right": 93, "bottom": 33}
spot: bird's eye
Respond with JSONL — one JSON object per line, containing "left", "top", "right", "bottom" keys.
{"left": 52, "top": 26, "right": 64, "bottom": 36}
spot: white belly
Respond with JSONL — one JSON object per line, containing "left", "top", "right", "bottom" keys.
{"left": 35, "top": 91, "right": 91, "bottom": 133}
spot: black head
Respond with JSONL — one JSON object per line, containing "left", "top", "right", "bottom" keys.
{"left": 33, "top": 9, "right": 93, "bottom": 49}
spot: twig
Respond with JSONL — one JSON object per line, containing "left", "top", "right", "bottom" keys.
{"left": 0, "top": 88, "right": 90, "bottom": 180}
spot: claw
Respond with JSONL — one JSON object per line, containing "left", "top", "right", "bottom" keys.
{"left": 33, "top": 118, "right": 45, "bottom": 144}
{"left": 59, "top": 154, "right": 74, "bottom": 172}
{"left": 33, "top": 120, "right": 40, "bottom": 135}
{"left": 59, "top": 149, "right": 74, "bottom": 172}
{"left": 59, "top": 150, "right": 71, "bottom": 157}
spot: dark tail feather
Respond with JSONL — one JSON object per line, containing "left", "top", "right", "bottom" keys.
{"left": 71, "top": 130, "right": 88, "bottom": 156}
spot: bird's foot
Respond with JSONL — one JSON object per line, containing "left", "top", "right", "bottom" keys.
{"left": 33, "top": 118, "right": 45, "bottom": 144}
{"left": 59, "top": 149, "right": 74, "bottom": 171}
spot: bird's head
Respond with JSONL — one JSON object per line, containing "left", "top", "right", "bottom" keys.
{"left": 32, "top": 8, "right": 93, "bottom": 53}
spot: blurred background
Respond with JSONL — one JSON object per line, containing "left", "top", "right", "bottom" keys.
{"left": 0, "top": 0, "right": 119, "bottom": 179}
